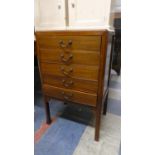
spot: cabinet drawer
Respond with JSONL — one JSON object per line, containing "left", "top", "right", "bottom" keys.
{"left": 43, "top": 85, "right": 97, "bottom": 107}
{"left": 37, "top": 36, "right": 101, "bottom": 51}
{"left": 42, "top": 74, "right": 98, "bottom": 94}
{"left": 39, "top": 49, "right": 100, "bottom": 66}
{"left": 40, "top": 63, "right": 99, "bottom": 81}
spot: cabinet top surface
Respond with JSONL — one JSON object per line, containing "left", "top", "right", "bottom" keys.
{"left": 35, "top": 29, "right": 108, "bottom": 36}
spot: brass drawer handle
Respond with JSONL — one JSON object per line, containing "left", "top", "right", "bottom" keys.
{"left": 59, "top": 40, "right": 72, "bottom": 48}
{"left": 59, "top": 40, "right": 66, "bottom": 48}
{"left": 62, "top": 79, "right": 74, "bottom": 88}
{"left": 68, "top": 40, "right": 72, "bottom": 47}
{"left": 61, "top": 92, "right": 73, "bottom": 100}
{"left": 60, "top": 67, "right": 73, "bottom": 76}
{"left": 60, "top": 53, "right": 73, "bottom": 64}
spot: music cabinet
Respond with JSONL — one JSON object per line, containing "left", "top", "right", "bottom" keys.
{"left": 35, "top": 0, "right": 114, "bottom": 141}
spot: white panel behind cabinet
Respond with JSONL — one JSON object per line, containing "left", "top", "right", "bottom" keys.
{"left": 68, "top": 0, "right": 109, "bottom": 28}
{"left": 35, "top": 0, "right": 66, "bottom": 30}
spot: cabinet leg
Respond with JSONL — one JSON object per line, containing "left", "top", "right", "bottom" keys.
{"left": 103, "top": 93, "right": 108, "bottom": 115}
{"left": 117, "top": 69, "right": 121, "bottom": 76}
{"left": 44, "top": 98, "right": 51, "bottom": 124}
{"left": 95, "top": 107, "right": 101, "bottom": 141}
{"left": 64, "top": 102, "right": 68, "bottom": 105}
{"left": 113, "top": 67, "right": 121, "bottom": 76}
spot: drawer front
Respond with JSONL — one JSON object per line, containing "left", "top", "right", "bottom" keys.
{"left": 42, "top": 74, "right": 98, "bottom": 94}
{"left": 40, "top": 63, "right": 99, "bottom": 81}
{"left": 37, "top": 36, "right": 101, "bottom": 51}
{"left": 39, "top": 49, "right": 100, "bottom": 66}
{"left": 43, "top": 85, "right": 97, "bottom": 107}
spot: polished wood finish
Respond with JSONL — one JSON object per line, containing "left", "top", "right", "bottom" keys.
{"left": 40, "top": 63, "right": 99, "bottom": 81}
{"left": 37, "top": 36, "right": 101, "bottom": 51}
{"left": 39, "top": 49, "right": 100, "bottom": 66}
{"left": 43, "top": 84, "right": 97, "bottom": 106}
{"left": 95, "top": 33, "right": 108, "bottom": 141}
{"left": 42, "top": 74, "right": 98, "bottom": 94}
{"left": 35, "top": 30, "right": 111, "bottom": 141}
{"left": 36, "top": 30, "right": 106, "bottom": 36}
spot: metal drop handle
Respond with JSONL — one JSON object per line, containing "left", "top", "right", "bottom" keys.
{"left": 59, "top": 40, "right": 66, "bottom": 48}
{"left": 59, "top": 40, "right": 72, "bottom": 48}
{"left": 61, "top": 67, "right": 73, "bottom": 76}
{"left": 62, "top": 79, "right": 74, "bottom": 87}
{"left": 60, "top": 53, "right": 73, "bottom": 64}
{"left": 61, "top": 92, "right": 73, "bottom": 100}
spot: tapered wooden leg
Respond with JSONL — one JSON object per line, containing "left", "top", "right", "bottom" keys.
{"left": 95, "top": 105, "right": 102, "bottom": 141}
{"left": 44, "top": 97, "right": 51, "bottom": 124}
{"left": 103, "top": 93, "right": 108, "bottom": 115}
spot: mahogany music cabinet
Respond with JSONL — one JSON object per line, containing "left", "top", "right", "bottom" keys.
{"left": 35, "top": 30, "right": 112, "bottom": 141}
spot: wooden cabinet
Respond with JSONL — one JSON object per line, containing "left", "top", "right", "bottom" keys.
{"left": 34, "top": 0, "right": 113, "bottom": 30}
{"left": 35, "top": 0, "right": 114, "bottom": 142}
{"left": 35, "top": 30, "right": 112, "bottom": 141}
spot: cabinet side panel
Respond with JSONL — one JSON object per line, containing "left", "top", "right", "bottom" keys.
{"left": 103, "top": 32, "right": 113, "bottom": 93}
{"left": 97, "top": 31, "right": 108, "bottom": 106}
